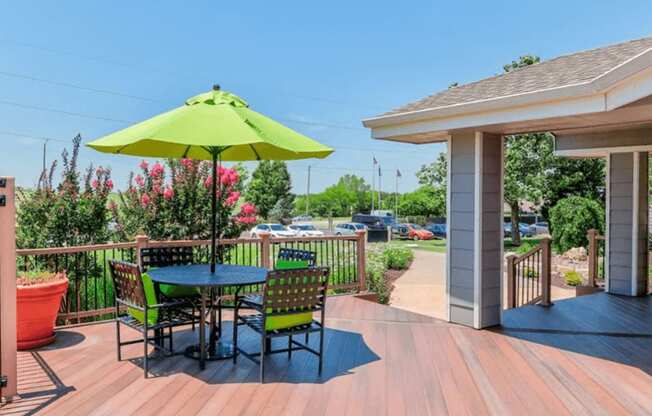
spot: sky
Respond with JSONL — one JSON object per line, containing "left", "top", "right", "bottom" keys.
{"left": 1, "top": 1, "right": 651, "bottom": 194}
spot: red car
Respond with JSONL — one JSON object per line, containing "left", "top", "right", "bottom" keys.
{"left": 395, "top": 223, "right": 434, "bottom": 241}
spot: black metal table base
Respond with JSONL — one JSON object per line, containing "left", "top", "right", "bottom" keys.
{"left": 184, "top": 342, "right": 235, "bottom": 361}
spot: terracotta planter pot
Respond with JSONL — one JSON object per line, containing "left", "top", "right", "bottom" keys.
{"left": 16, "top": 276, "right": 68, "bottom": 350}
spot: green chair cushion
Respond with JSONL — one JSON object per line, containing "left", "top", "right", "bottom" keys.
{"left": 128, "top": 272, "right": 159, "bottom": 326}
{"left": 265, "top": 311, "right": 313, "bottom": 331}
{"left": 159, "top": 284, "right": 200, "bottom": 298}
{"left": 275, "top": 259, "right": 310, "bottom": 270}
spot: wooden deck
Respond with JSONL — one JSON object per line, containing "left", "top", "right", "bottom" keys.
{"left": 2, "top": 292, "right": 651, "bottom": 415}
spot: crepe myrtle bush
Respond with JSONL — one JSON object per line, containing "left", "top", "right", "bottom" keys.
{"left": 17, "top": 135, "right": 114, "bottom": 249}
{"left": 111, "top": 159, "right": 257, "bottom": 249}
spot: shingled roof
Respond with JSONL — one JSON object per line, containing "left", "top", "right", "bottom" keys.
{"left": 380, "top": 36, "right": 652, "bottom": 118}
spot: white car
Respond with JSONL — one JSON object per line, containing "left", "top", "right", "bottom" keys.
{"left": 334, "top": 222, "right": 366, "bottom": 236}
{"left": 250, "top": 223, "right": 296, "bottom": 238}
{"left": 287, "top": 224, "right": 324, "bottom": 237}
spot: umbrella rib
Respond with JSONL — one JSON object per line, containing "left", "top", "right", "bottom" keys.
{"left": 249, "top": 144, "right": 261, "bottom": 160}
{"left": 182, "top": 145, "right": 191, "bottom": 158}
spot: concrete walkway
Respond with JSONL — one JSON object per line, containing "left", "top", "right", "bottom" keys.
{"left": 389, "top": 248, "right": 576, "bottom": 320}
{"left": 389, "top": 249, "right": 447, "bottom": 320}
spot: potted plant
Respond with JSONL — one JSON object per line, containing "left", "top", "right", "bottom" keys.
{"left": 16, "top": 271, "right": 68, "bottom": 350}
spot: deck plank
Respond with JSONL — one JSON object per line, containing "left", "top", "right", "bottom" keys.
{"left": 2, "top": 292, "right": 651, "bottom": 416}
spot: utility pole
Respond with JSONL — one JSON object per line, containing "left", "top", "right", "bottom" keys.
{"left": 42, "top": 139, "right": 49, "bottom": 176}
{"left": 306, "top": 165, "right": 311, "bottom": 216}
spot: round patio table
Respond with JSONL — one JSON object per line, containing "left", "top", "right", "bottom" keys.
{"left": 147, "top": 264, "right": 267, "bottom": 370}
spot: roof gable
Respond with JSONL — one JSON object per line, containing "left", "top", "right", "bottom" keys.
{"left": 380, "top": 36, "right": 652, "bottom": 118}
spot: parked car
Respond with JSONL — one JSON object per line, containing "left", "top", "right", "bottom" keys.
{"left": 528, "top": 221, "right": 549, "bottom": 235}
{"left": 250, "top": 223, "right": 297, "bottom": 238}
{"left": 287, "top": 223, "right": 324, "bottom": 237}
{"left": 292, "top": 215, "right": 313, "bottom": 222}
{"left": 503, "top": 222, "right": 534, "bottom": 238}
{"left": 351, "top": 214, "right": 387, "bottom": 231}
{"left": 334, "top": 222, "right": 366, "bottom": 236}
{"left": 425, "top": 223, "right": 447, "bottom": 239}
{"left": 394, "top": 223, "right": 434, "bottom": 241}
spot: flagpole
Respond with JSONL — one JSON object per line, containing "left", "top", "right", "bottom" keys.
{"left": 371, "top": 156, "right": 376, "bottom": 213}
{"left": 395, "top": 169, "right": 399, "bottom": 219}
{"left": 378, "top": 165, "right": 382, "bottom": 209}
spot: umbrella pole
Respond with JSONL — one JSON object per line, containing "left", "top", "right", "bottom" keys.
{"left": 211, "top": 150, "right": 217, "bottom": 273}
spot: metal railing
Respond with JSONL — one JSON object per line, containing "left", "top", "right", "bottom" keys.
{"left": 506, "top": 238, "right": 552, "bottom": 308}
{"left": 17, "top": 231, "right": 367, "bottom": 326}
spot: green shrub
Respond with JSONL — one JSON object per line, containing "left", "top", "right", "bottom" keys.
{"left": 523, "top": 267, "right": 539, "bottom": 279}
{"left": 383, "top": 246, "right": 414, "bottom": 270}
{"left": 564, "top": 270, "right": 583, "bottom": 286}
{"left": 549, "top": 196, "right": 604, "bottom": 253}
{"left": 365, "top": 244, "right": 414, "bottom": 304}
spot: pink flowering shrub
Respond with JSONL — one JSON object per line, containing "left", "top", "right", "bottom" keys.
{"left": 112, "top": 159, "right": 257, "bottom": 247}
{"left": 17, "top": 135, "right": 113, "bottom": 248}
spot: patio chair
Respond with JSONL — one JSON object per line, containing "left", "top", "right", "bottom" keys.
{"left": 140, "top": 246, "right": 201, "bottom": 330}
{"left": 233, "top": 266, "right": 329, "bottom": 383}
{"left": 109, "top": 260, "right": 195, "bottom": 378}
{"left": 240, "top": 248, "right": 317, "bottom": 311}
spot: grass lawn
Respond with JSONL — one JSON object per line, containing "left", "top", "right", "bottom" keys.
{"left": 389, "top": 236, "right": 545, "bottom": 254}
{"left": 389, "top": 239, "right": 447, "bottom": 253}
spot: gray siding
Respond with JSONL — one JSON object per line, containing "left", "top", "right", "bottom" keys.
{"left": 608, "top": 152, "right": 649, "bottom": 296}
{"left": 449, "top": 132, "right": 476, "bottom": 325}
{"left": 480, "top": 133, "right": 502, "bottom": 328}
{"left": 448, "top": 132, "right": 503, "bottom": 328}
{"left": 556, "top": 128, "right": 652, "bottom": 152}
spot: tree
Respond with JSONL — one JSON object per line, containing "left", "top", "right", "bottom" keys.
{"left": 398, "top": 186, "right": 445, "bottom": 217}
{"left": 503, "top": 133, "right": 549, "bottom": 245}
{"left": 246, "top": 161, "right": 294, "bottom": 219}
{"left": 549, "top": 196, "right": 604, "bottom": 252}
{"left": 416, "top": 152, "right": 447, "bottom": 188}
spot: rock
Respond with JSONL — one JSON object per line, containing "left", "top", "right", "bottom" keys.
{"left": 562, "top": 247, "right": 587, "bottom": 261}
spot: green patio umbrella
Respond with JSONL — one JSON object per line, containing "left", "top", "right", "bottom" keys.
{"left": 88, "top": 85, "right": 333, "bottom": 272}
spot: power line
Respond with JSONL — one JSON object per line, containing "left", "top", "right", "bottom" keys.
{"left": 0, "top": 99, "right": 133, "bottom": 124}
{"left": 0, "top": 71, "right": 165, "bottom": 103}
{"left": 0, "top": 38, "right": 386, "bottom": 111}
{"left": 0, "top": 130, "right": 70, "bottom": 143}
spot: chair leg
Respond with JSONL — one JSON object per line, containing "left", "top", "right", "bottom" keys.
{"left": 192, "top": 305, "right": 196, "bottom": 331}
{"left": 116, "top": 320, "right": 122, "bottom": 361}
{"left": 169, "top": 327, "right": 174, "bottom": 354}
{"left": 143, "top": 329, "right": 149, "bottom": 379}
{"left": 232, "top": 304, "right": 238, "bottom": 364}
{"left": 265, "top": 338, "right": 272, "bottom": 354}
{"left": 288, "top": 335, "right": 292, "bottom": 359}
{"left": 318, "top": 327, "right": 324, "bottom": 375}
{"left": 260, "top": 333, "right": 266, "bottom": 383}
{"left": 305, "top": 332, "right": 309, "bottom": 345}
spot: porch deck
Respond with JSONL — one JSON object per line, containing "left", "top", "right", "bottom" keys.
{"left": 2, "top": 293, "right": 651, "bottom": 416}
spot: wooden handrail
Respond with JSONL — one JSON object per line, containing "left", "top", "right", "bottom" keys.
{"left": 506, "top": 237, "right": 552, "bottom": 309}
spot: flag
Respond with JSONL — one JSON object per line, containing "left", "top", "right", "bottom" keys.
{"left": 396, "top": 169, "right": 402, "bottom": 178}
{"left": 373, "top": 156, "right": 378, "bottom": 165}
{"left": 378, "top": 166, "right": 382, "bottom": 176}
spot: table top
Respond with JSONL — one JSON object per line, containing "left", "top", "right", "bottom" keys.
{"left": 147, "top": 264, "right": 267, "bottom": 287}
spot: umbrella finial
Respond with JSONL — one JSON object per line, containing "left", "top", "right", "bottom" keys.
{"left": 213, "top": 84, "right": 221, "bottom": 91}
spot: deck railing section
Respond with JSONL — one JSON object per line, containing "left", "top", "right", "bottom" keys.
{"left": 506, "top": 237, "right": 552, "bottom": 308}
{"left": 587, "top": 229, "right": 606, "bottom": 287}
{"left": 17, "top": 231, "right": 366, "bottom": 326}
